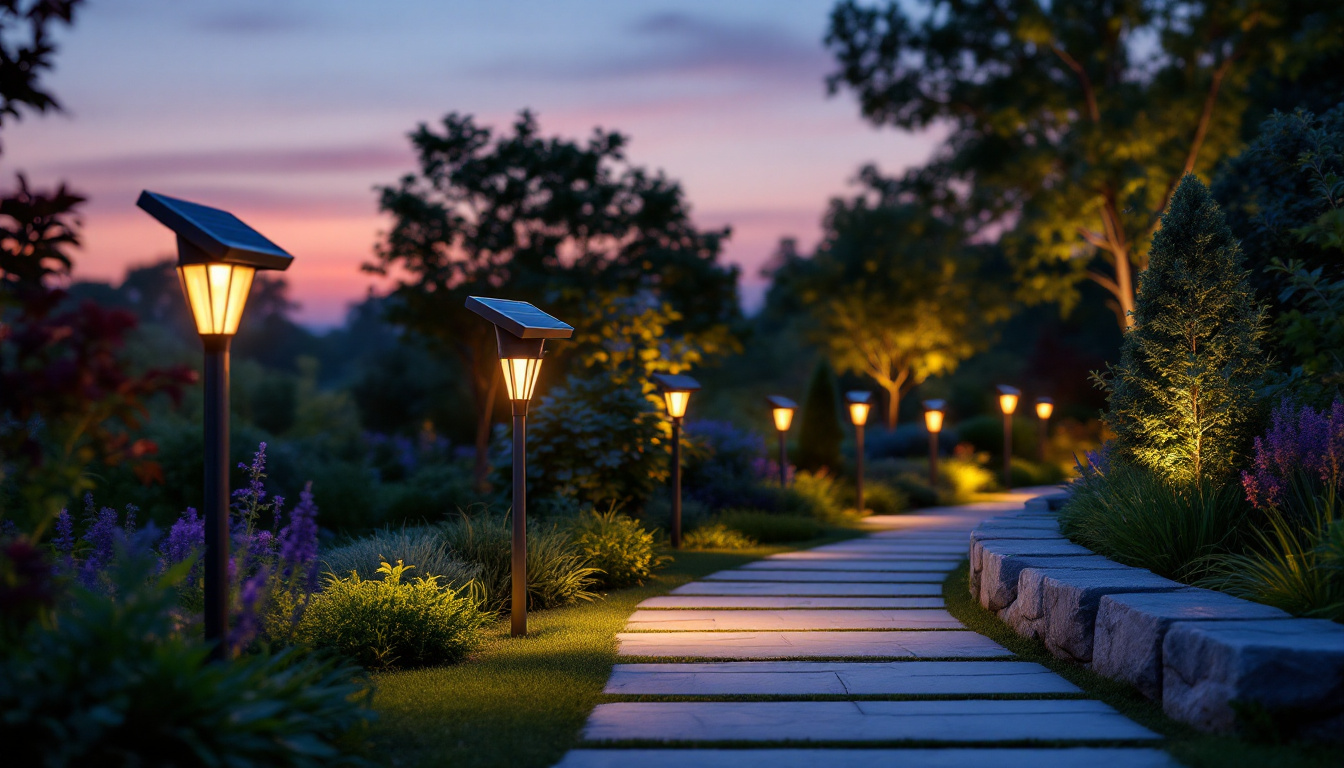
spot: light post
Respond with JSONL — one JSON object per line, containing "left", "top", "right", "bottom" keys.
{"left": 766, "top": 395, "right": 797, "bottom": 487}
{"left": 845, "top": 391, "right": 872, "bottom": 514}
{"left": 137, "top": 191, "right": 293, "bottom": 657}
{"left": 997, "top": 385, "right": 1020, "bottom": 490}
{"left": 652, "top": 373, "right": 700, "bottom": 549}
{"left": 466, "top": 296, "right": 573, "bottom": 638}
{"left": 923, "top": 399, "right": 945, "bottom": 489}
{"left": 1035, "top": 397, "right": 1054, "bottom": 463}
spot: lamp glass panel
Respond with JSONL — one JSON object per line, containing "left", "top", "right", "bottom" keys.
{"left": 177, "top": 263, "right": 255, "bottom": 336}
{"left": 772, "top": 407, "right": 794, "bottom": 432}
{"left": 999, "top": 393, "right": 1019, "bottom": 415}
{"left": 925, "top": 409, "right": 944, "bottom": 433}
{"left": 500, "top": 357, "right": 543, "bottom": 401}
{"left": 664, "top": 390, "right": 691, "bottom": 419}
{"left": 848, "top": 402, "right": 871, "bottom": 426}
{"left": 1036, "top": 401, "right": 1054, "bottom": 420}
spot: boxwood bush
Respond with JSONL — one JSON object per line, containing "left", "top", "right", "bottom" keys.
{"left": 567, "top": 506, "right": 667, "bottom": 589}
{"left": 300, "top": 560, "right": 489, "bottom": 670}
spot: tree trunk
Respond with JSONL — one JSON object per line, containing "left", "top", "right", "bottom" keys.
{"left": 881, "top": 382, "right": 900, "bottom": 431}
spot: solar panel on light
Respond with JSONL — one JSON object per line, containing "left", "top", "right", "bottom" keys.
{"left": 845, "top": 390, "right": 873, "bottom": 405}
{"left": 465, "top": 296, "right": 575, "bottom": 339}
{"left": 136, "top": 191, "right": 293, "bottom": 271}
{"left": 651, "top": 373, "right": 701, "bottom": 392}
{"left": 766, "top": 395, "right": 798, "bottom": 410}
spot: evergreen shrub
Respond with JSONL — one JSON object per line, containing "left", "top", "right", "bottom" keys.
{"left": 795, "top": 360, "right": 844, "bottom": 473}
{"left": 568, "top": 506, "right": 667, "bottom": 589}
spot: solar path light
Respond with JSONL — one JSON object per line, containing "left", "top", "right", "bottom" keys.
{"left": 845, "top": 391, "right": 872, "bottom": 514}
{"left": 997, "top": 385, "right": 1021, "bottom": 490}
{"left": 652, "top": 373, "right": 700, "bottom": 549}
{"left": 1035, "top": 397, "right": 1054, "bottom": 463}
{"left": 766, "top": 395, "right": 797, "bottom": 487}
{"left": 137, "top": 191, "right": 293, "bottom": 657}
{"left": 465, "top": 296, "right": 573, "bottom": 637}
{"left": 923, "top": 399, "right": 946, "bottom": 489}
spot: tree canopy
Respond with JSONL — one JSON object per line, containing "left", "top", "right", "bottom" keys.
{"left": 825, "top": 0, "right": 1344, "bottom": 328}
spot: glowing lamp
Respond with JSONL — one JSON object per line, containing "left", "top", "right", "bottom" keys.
{"left": 923, "top": 399, "right": 946, "bottom": 434}
{"left": 136, "top": 190, "right": 294, "bottom": 658}
{"left": 766, "top": 395, "right": 798, "bottom": 486}
{"left": 846, "top": 391, "right": 873, "bottom": 514}
{"left": 846, "top": 390, "right": 872, "bottom": 427}
{"left": 1035, "top": 397, "right": 1054, "bottom": 420}
{"left": 652, "top": 373, "right": 702, "bottom": 548}
{"left": 997, "top": 385, "right": 1021, "bottom": 489}
{"left": 466, "top": 296, "right": 573, "bottom": 637}
{"left": 998, "top": 385, "right": 1021, "bottom": 415}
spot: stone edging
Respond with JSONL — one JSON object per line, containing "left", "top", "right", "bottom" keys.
{"left": 968, "top": 491, "right": 1344, "bottom": 742}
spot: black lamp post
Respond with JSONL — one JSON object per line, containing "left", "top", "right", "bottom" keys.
{"left": 137, "top": 191, "right": 294, "bottom": 657}
{"left": 997, "top": 385, "right": 1021, "bottom": 490}
{"left": 1035, "top": 397, "right": 1054, "bottom": 463}
{"left": 766, "top": 395, "right": 797, "bottom": 487}
{"left": 465, "top": 296, "right": 572, "bottom": 638}
{"left": 923, "top": 399, "right": 945, "bottom": 490}
{"left": 652, "top": 373, "right": 700, "bottom": 549}
{"left": 845, "top": 391, "right": 872, "bottom": 514}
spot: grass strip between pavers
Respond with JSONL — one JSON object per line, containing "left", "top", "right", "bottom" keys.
{"left": 941, "top": 560, "right": 1343, "bottom": 768}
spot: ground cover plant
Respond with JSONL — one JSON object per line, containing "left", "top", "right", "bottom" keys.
{"left": 301, "top": 559, "right": 489, "bottom": 670}
{"left": 716, "top": 509, "right": 823, "bottom": 543}
{"left": 681, "top": 521, "right": 757, "bottom": 550}
{"left": 321, "top": 525, "right": 480, "bottom": 588}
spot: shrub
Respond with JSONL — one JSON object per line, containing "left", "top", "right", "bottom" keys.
{"left": 795, "top": 360, "right": 844, "bottom": 473}
{"left": 955, "top": 414, "right": 1035, "bottom": 458}
{"left": 568, "top": 506, "right": 667, "bottom": 589}
{"left": 0, "top": 550, "right": 372, "bottom": 767}
{"left": 321, "top": 526, "right": 480, "bottom": 589}
{"left": 441, "top": 512, "right": 598, "bottom": 613}
{"left": 378, "top": 462, "right": 476, "bottom": 525}
{"left": 942, "top": 458, "right": 997, "bottom": 502}
{"left": 784, "top": 469, "right": 852, "bottom": 522}
{"left": 1101, "top": 175, "right": 1268, "bottom": 485}
{"left": 683, "top": 522, "right": 757, "bottom": 550}
{"left": 1060, "top": 462, "right": 1252, "bottom": 582}
{"left": 515, "top": 373, "right": 668, "bottom": 507}
{"left": 861, "top": 480, "right": 909, "bottom": 515}
{"left": 718, "top": 510, "right": 823, "bottom": 543}
{"left": 1009, "top": 457, "right": 1068, "bottom": 488}
{"left": 888, "top": 470, "right": 939, "bottom": 508}
{"left": 300, "top": 560, "right": 488, "bottom": 670}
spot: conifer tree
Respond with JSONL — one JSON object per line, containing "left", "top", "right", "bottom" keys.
{"left": 1101, "top": 175, "right": 1267, "bottom": 484}
{"left": 796, "top": 360, "right": 844, "bottom": 474}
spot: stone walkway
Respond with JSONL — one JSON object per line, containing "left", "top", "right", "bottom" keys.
{"left": 555, "top": 489, "right": 1179, "bottom": 768}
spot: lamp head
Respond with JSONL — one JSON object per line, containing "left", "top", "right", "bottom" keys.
{"left": 997, "top": 385, "right": 1021, "bottom": 415}
{"left": 845, "top": 390, "right": 872, "bottom": 426}
{"left": 923, "top": 399, "right": 946, "bottom": 433}
{"left": 137, "top": 191, "right": 293, "bottom": 338}
{"left": 466, "top": 296, "right": 573, "bottom": 403}
{"left": 1035, "top": 397, "right": 1054, "bottom": 420}
{"left": 766, "top": 395, "right": 797, "bottom": 433}
{"left": 651, "top": 373, "right": 701, "bottom": 421}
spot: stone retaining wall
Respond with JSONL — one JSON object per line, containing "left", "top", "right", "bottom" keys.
{"left": 970, "top": 492, "right": 1344, "bottom": 741}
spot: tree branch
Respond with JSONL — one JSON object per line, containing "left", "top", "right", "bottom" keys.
{"left": 1150, "top": 54, "right": 1239, "bottom": 235}
{"left": 1050, "top": 43, "right": 1100, "bottom": 122}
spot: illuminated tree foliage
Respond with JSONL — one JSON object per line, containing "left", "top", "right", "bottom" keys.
{"left": 1100, "top": 176, "right": 1267, "bottom": 485}
{"left": 825, "top": 0, "right": 1344, "bottom": 328}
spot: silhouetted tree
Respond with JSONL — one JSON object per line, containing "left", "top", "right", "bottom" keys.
{"left": 795, "top": 359, "right": 843, "bottom": 474}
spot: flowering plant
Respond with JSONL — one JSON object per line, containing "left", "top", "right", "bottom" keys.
{"left": 1242, "top": 400, "right": 1344, "bottom": 511}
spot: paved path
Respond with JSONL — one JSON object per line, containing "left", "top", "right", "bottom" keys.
{"left": 555, "top": 488, "right": 1178, "bottom": 768}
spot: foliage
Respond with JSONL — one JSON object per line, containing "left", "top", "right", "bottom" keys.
{"left": 717, "top": 509, "right": 822, "bottom": 544}
{"left": 369, "top": 110, "right": 738, "bottom": 489}
{"left": 519, "top": 372, "right": 667, "bottom": 508}
{"left": 784, "top": 469, "right": 854, "bottom": 523}
{"left": 771, "top": 193, "right": 1006, "bottom": 428}
{"left": 861, "top": 480, "right": 907, "bottom": 516}
{"left": 826, "top": 0, "right": 1344, "bottom": 327}
{"left": 1061, "top": 461, "right": 1252, "bottom": 583}
{"left": 1098, "top": 176, "right": 1268, "bottom": 485}
{"left": 955, "top": 414, "right": 1036, "bottom": 458}
{"left": 301, "top": 560, "right": 489, "bottom": 670}
{"left": 941, "top": 458, "right": 998, "bottom": 502}
{"left": 682, "top": 522, "right": 757, "bottom": 551}
{"left": 682, "top": 420, "right": 779, "bottom": 512}
{"left": 441, "top": 512, "right": 598, "bottom": 614}
{"left": 0, "top": 547, "right": 373, "bottom": 767}
{"left": 0, "top": 0, "right": 84, "bottom": 140}
{"left": 321, "top": 526, "right": 480, "bottom": 589}
{"left": 1242, "top": 400, "right": 1344, "bottom": 514}
{"left": 795, "top": 359, "right": 844, "bottom": 473}
{"left": 566, "top": 505, "right": 665, "bottom": 589}
{"left": 1008, "top": 457, "right": 1068, "bottom": 488}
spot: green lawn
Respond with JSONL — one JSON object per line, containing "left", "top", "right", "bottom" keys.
{"left": 366, "top": 529, "right": 863, "bottom": 768}
{"left": 942, "top": 563, "right": 1343, "bottom": 768}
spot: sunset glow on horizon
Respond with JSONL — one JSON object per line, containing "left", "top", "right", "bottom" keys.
{"left": 4, "top": 0, "right": 936, "bottom": 327}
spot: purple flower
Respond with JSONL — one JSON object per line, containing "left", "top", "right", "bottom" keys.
{"left": 277, "top": 482, "right": 319, "bottom": 590}
{"left": 52, "top": 509, "right": 75, "bottom": 554}
{"left": 1242, "top": 399, "right": 1344, "bottom": 510}
{"left": 232, "top": 442, "right": 269, "bottom": 515}
{"left": 79, "top": 505, "right": 121, "bottom": 588}
{"left": 163, "top": 507, "right": 205, "bottom": 585}
{"left": 229, "top": 566, "right": 270, "bottom": 653}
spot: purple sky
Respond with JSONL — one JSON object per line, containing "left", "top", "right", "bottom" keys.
{"left": 5, "top": 0, "right": 936, "bottom": 326}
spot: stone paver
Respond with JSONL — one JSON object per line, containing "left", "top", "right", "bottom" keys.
{"left": 705, "top": 569, "right": 951, "bottom": 583}
{"left": 638, "top": 596, "right": 946, "bottom": 609}
{"left": 604, "top": 661, "right": 1080, "bottom": 695}
{"left": 583, "top": 700, "right": 1161, "bottom": 742}
{"left": 624, "top": 608, "right": 961, "bottom": 631}
{"left": 745, "top": 559, "right": 963, "bottom": 572}
{"left": 616, "top": 630, "right": 1011, "bottom": 658}
{"left": 556, "top": 749, "right": 1179, "bottom": 768}
{"left": 561, "top": 489, "right": 1170, "bottom": 766}
{"left": 673, "top": 581, "right": 943, "bottom": 596}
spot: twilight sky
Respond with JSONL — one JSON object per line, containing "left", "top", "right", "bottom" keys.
{"left": 5, "top": 0, "right": 935, "bottom": 327}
